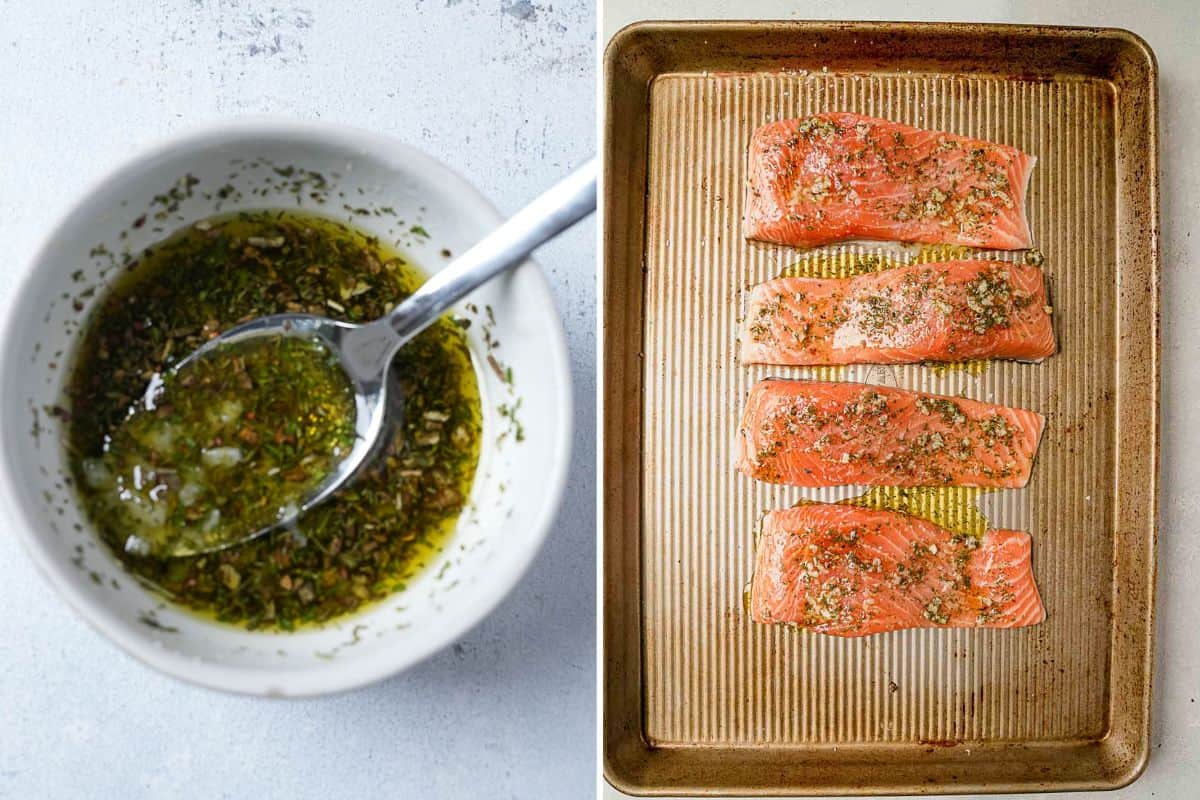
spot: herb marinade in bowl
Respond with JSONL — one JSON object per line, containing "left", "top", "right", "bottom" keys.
{"left": 68, "top": 211, "right": 483, "bottom": 629}
{"left": 0, "top": 122, "right": 572, "bottom": 694}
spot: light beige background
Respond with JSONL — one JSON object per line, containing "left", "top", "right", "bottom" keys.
{"left": 601, "top": 1, "right": 1197, "bottom": 798}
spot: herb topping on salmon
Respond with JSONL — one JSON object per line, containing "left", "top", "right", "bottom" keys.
{"left": 741, "top": 260, "right": 1056, "bottom": 365}
{"left": 745, "top": 113, "right": 1036, "bottom": 250}
{"left": 736, "top": 379, "right": 1044, "bottom": 488}
{"left": 750, "top": 503, "right": 1045, "bottom": 636}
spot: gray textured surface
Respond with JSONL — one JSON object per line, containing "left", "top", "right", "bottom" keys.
{"left": 603, "top": 1, "right": 1196, "bottom": 798}
{"left": 0, "top": 1, "right": 594, "bottom": 798}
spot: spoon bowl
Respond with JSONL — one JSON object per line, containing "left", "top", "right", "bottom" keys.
{"left": 156, "top": 313, "right": 390, "bottom": 557}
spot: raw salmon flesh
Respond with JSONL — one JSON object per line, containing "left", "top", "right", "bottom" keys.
{"left": 740, "top": 260, "right": 1056, "bottom": 366}
{"left": 736, "top": 379, "right": 1044, "bottom": 488}
{"left": 750, "top": 503, "right": 1045, "bottom": 636}
{"left": 744, "top": 113, "right": 1036, "bottom": 249}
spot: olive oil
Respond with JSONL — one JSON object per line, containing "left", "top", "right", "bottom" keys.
{"left": 839, "top": 486, "right": 991, "bottom": 541}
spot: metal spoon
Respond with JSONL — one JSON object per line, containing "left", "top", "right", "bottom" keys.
{"left": 154, "top": 159, "right": 596, "bottom": 557}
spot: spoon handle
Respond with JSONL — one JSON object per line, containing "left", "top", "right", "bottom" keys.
{"left": 384, "top": 158, "right": 597, "bottom": 345}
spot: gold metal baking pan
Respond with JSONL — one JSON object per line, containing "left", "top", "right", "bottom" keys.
{"left": 603, "top": 20, "right": 1158, "bottom": 795}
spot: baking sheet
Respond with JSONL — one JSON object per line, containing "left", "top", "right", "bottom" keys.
{"left": 603, "top": 21, "right": 1158, "bottom": 795}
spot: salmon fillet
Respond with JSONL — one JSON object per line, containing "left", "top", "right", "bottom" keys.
{"left": 750, "top": 504, "right": 1045, "bottom": 636}
{"left": 740, "top": 260, "right": 1056, "bottom": 365}
{"left": 736, "top": 379, "right": 1044, "bottom": 488}
{"left": 744, "top": 113, "right": 1036, "bottom": 249}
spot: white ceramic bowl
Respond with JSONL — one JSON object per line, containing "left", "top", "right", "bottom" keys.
{"left": 0, "top": 120, "right": 572, "bottom": 695}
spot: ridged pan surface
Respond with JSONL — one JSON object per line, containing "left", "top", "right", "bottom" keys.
{"left": 603, "top": 22, "right": 1157, "bottom": 796}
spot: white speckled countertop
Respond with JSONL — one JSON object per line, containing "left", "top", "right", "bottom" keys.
{"left": 603, "top": 1, "right": 1197, "bottom": 798}
{"left": 0, "top": 1, "right": 594, "bottom": 797}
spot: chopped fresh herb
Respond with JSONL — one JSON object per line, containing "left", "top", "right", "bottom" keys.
{"left": 497, "top": 398, "right": 525, "bottom": 444}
